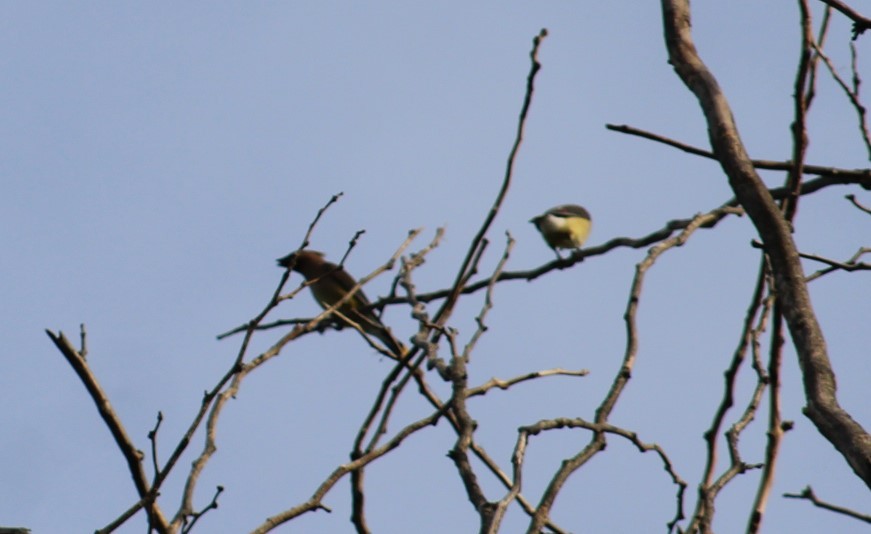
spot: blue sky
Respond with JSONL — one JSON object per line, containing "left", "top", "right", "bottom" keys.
{"left": 2, "top": 2, "right": 869, "bottom": 533}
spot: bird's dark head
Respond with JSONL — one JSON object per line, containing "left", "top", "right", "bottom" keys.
{"left": 276, "top": 250, "right": 326, "bottom": 272}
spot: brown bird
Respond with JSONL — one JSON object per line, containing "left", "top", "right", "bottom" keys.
{"left": 277, "top": 250, "right": 406, "bottom": 358}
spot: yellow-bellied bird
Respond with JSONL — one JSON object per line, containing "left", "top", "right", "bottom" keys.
{"left": 277, "top": 250, "right": 406, "bottom": 358}
{"left": 530, "top": 204, "right": 592, "bottom": 258}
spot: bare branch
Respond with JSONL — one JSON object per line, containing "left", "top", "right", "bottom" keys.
{"left": 606, "top": 123, "right": 871, "bottom": 180}
{"left": 45, "top": 329, "right": 170, "bottom": 532}
{"left": 782, "top": 0, "right": 815, "bottom": 221}
{"left": 816, "top": 0, "right": 871, "bottom": 39}
{"left": 811, "top": 40, "right": 871, "bottom": 158}
{"left": 432, "top": 28, "right": 548, "bottom": 333}
{"left": 181, "top": 486, "right": 223, "bottom": 534}
{"left": 491, "top": 428, "right": 527, "bottom": 533}
{"left": 800, "top": 247, "right": 871, "bottom": 274}
{"left": 521, "top": 417, "right": 687, "bottom": 533}
{"left": 527, "top": 208, "right": 725, "bottom": 532}
{"left": 448, "top": 233, "right": 515, "bottom": 533}
{"left": 344, "top": 230, "right": 567, "bottom": 533}
{"left": 219, "top": 171, "right": 869, "bottom": 342}
{"left": 165, "top": 195, "right": 350, "bottom": 528}
{"left": 348, "top": 231, "right": 444, "bottom": 533}
{"left": 250, "top": 406, "right": 448, "bottom": 533}
{"left": 96, "top": 490, "right": 160, "bottom": 534}
{"left": 467, "top": 368, "right": 589, "bottom": 398}
{"left": 661, "top": 0, "right": 871, "bottom": 490}
{"left": 747, "top": 3, "right": 818, "bottom": 528}
{"left": 337, "top": 228, "right": 367, "bottom": 268}
{"left": 175, "top": 232, "right": 422, "bottom": 529}
{"left": 366, "top": 168, "right": 867, "bottom": 311}
{"left": 691, "top": 260, "right": 771, "bottom": 532}
{"left": 784, "top": 485, "right": 871, "bottom": 523}
{"left": 299, "top": 192, "right": 344, "bottom": 252}
{"left": 464, "top": 232, "right": 515, "bottom": 362}
{"left": 846, "top": 193, "right": 871, "bottom": 214}
{"left": 148, "top": 412, "right": 163, "bottom": 487}
{"left": 745, "top": 265, "right": 787, "bottom": 533}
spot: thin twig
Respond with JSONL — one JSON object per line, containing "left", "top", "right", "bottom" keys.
{"left": 181, "top": 486, "right": 223, "bottom": 534}
{"left": 520, "top": 416, "right": 687, "bottom": 531}
{"left": 846, "top": 193, "right": 871, "bottom": 214}
{"left": 432, "top": 28, "right": 548, "bottom": 333}
{"left": 449, "top": 234, "right": 515, "bottom": 533}
{"left": 96, "top": 491, "right": 160, "bottom": 534}
{"left": 148, "top": 412, "right": 164, "bottom": 488}
{"left": 691, "top": 259, "right": 773, "bottom": 534}
{"left": 800, "top": 248, "right": 871, "bottom": 273}
{"left": 783, "top": 0, "right": 815, "bottom": 221}
{"left": 250, "top": 405, "right": 449, "bottom": 533}
{"left": 816, "top": 0, "right": 871, "bottom": 39}
{"left": 464, "top": 232, "right": 515, "bottom": 362}
{"left": 466, "top": 368, "right": 589, "bottom": 398}
{"left": 300, "top": 193, "right": 344, "bottom": 251}
{"left": 606, "top": 123, "right": 871, "bottom": 177}
{"left": 784, "top": 485, "right": 871, "bottom": 523}
{"left": 746, "top": 279, "right": 788, "bottom": 534}
{"left": 811, "top": 41, "right": 871, "bottom": 158}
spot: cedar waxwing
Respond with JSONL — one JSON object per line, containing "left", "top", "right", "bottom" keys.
{"left": 530, "top": 204, "right": 592, "bottom": 257}
{"left": 277, "top": 250, "right": 406, "bottom": 358}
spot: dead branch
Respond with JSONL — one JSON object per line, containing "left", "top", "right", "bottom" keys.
{"left": 784, "top": 485, "right": 871, "bottom": 523}
{"left": 661, "top": 0, "right": 871, "bottom": 490}
{"left": 817, "top": 0, "right": 871, "bottom": 39}
{"left": 45, "top": 329, "right": 170, "bottom": 532}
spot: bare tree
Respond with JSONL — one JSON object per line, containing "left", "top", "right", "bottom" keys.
{"left": 46, "top": 1, "right": 870, "bottom": 533}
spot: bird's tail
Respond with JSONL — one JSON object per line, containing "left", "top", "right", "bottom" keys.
{"left": 351, "top": 314, "right": 407, "bottom": 360}
{"left": 370, "top": 325, "right": 408, "bottom": 360}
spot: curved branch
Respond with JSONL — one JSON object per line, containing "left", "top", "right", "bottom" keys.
{"left": 661, "top": 0, "right": 871, "bottom": 488}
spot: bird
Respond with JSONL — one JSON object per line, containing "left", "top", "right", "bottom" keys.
{"left": 530, "top": 204, "right": 592, "bottom": 258}
{"left": 277, "top": 250, "right": 406, "bottom": 358}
